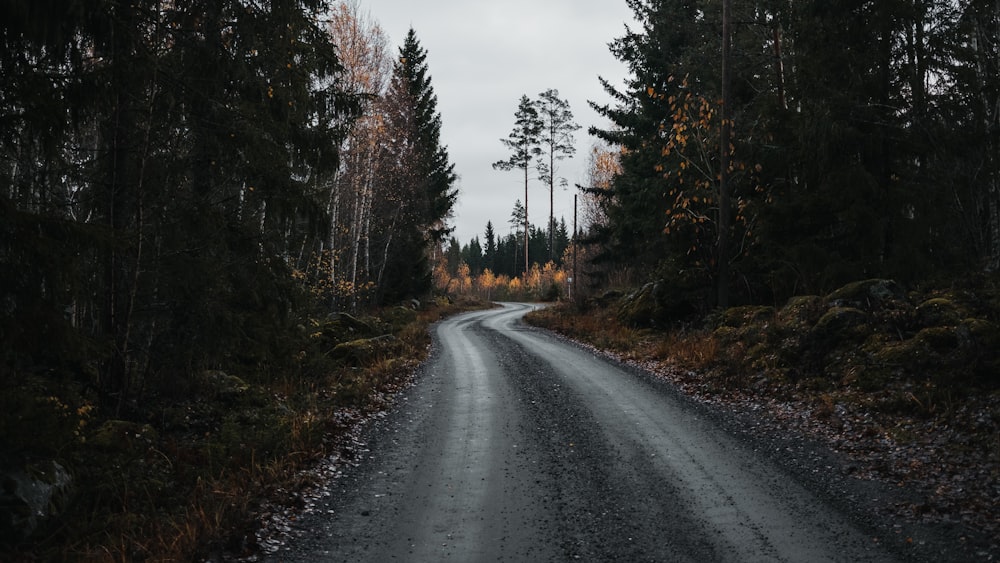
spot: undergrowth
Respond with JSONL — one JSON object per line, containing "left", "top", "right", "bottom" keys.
{"left": 2, "top": 296, "right": 488, "bottom": 562}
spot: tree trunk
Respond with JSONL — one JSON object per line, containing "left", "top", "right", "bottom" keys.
{"left": 772, "top": 25, "right": 786, "bottom": 110}
{"left": 549, "top": 151, "right": 555, "bottom": 262}
{"left": 989, "top": 186, "right": 1000, "bottom": 271}
{"left": 327, "top": 175, "right": 341, "bottom": 289}
{"left": 524, "top": 164, "right": 529, "bottom": 275}
{"left": 101, "top": 2, "right": 141, "bottom": 415}
{"left": 718, "top": 0, "right": 732, "bottom": 309}
{"left": 982, "top": 1, "right": 1000, "bottom": 270}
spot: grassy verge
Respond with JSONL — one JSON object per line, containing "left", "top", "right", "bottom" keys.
{"left": 2, "top": 297, "right": 489, "bottom": 562}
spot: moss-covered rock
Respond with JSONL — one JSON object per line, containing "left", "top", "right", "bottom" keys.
{"left": 826, "top": 279, "right": 907, "bottom": 311}
{"left": 381, "top": 306, "right": 417, "bottom": 331}
{"left": 871, "top": 338, "right": 931, "bottom": 371}
{"left": 200, "top": 370, "right": 250, "bottom": 403}
{"left": 0, "top": 458, "right": 72, "bottom": 542}
{"left": 320, "top": 313, "right": 379, "bottom": 341}
{"left": 913, "top": 326, "right": 960, "bottom": 352}
{"left": 712, "top": 325, "right": 739, "bottom": 343}
{"left": 338, "top": 312, "right": 377, "bottom": 332}
{"left": 777, "top": 295, "right": 825, "bottom": 330}
{"left": 618, "top": 266, "right": 709, "bottom": 326}
{"left": 812, "top": 307, "right": 869, "bottom": 341}
{"left": 618, "top": 281, "right": 666, "bottom": 327}
{"left": 915, "top": 297, "right": 966, "bottom": 327}
{"left": 719, "top": 306, "right": 775, "bottom": 328}
{"left": 958, "top": 318, "right": 1000, "bottom": 350}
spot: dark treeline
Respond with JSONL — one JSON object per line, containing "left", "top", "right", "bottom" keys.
{"left": 444, "top": 215, "right": 572, "bottom": 279}
{"left": 0, "top": 1, "right": 455, "bottom": 414}
{"left": 589, "top": 0, "right": 999, "bottom": 313}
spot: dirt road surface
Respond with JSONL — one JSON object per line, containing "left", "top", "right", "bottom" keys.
{"left": 268, "top": 303, "right": 957, "bottom": 562}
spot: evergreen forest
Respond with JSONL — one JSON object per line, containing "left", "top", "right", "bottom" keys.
{"left": 2, "top": 1, "right": 456, "bottom": 414}
{"left": 585, "top": 0, "right": 999, "bottom": 312}
{"left": 1, "top": 0, "right": 461, "bottom": 557}
{"left": 1, "top": 0, "right": 999, "bottom": 559}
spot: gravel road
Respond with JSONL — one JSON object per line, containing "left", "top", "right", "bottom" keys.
{"left": 267, "top": 303, "right": 943, "bottom": 562}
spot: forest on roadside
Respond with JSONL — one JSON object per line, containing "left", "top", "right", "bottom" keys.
{"left": 1, "top": 0, "right": 467, "bottom": 559}
{"left": 586, "top": 0, "right": 1000, "bottom": 309}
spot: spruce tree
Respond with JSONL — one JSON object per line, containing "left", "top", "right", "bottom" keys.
{"left": 379, "top": 28, "right": 457, "bottom": 303}
{"left": 397, "top": 28, "right": 458, "bottom": 243}
{"left": 590, "top": 0, "right": 710, "bottom": 270}
{"left": 484, "top": 221, "right": 497, "bottom": 272}
{"left": 1, "top": 0, "right": 358, "bottom": 410}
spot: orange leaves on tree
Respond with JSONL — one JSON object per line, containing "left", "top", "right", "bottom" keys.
{"left": 651, "top": 77, "right": 765, "bottom": 263}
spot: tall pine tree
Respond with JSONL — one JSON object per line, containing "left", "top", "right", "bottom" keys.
{"left": 535, "top": 89, "right": 580, "bottom": 261}
{"left": 494, "top": 95, "right": 543, "bottom": 274}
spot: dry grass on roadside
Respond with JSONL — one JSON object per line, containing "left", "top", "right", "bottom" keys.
{"left": 652, "top": 330, "right": 720, "bottom": 370}
{"left": 527, "top": 304, "right": 643, "bottom": 354}
{"left": 528, "top": 303, "right": 720, "bottom": 370}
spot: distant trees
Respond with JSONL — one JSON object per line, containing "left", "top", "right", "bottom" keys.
{"left": 494, "top": 90, "right": 581, "bottom": 268}
{"left": 442, "top": 209, "right": 572, "bottom": 285}
{"left": 590, "top": 0, "right": 1000, "bottom": 313}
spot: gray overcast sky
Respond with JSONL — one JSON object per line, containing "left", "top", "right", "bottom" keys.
{"left": 359, "top": 0, "right": 637, "bottom": 247}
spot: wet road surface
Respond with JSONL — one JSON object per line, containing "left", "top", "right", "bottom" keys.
{"left": 268, "top": 303, "right": 904, "bottom": 562}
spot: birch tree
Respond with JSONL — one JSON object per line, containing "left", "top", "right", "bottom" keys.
{"left": 326, "top": 0, "right": 393, "bottom": 308}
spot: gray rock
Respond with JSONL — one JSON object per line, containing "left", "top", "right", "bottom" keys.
{"left": 0, "top": 459, "right": 72, "bottom": 542}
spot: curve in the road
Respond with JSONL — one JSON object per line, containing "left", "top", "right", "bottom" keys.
{"left": 270, "top": 303, "right": 905, "bottom": 563}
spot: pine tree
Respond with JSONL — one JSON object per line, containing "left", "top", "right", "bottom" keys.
{"left": 535, "top": 89, "right": 580, "bottom": 261}
{"left": 494, "top": 95, "right": 543, "bottom": 275}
